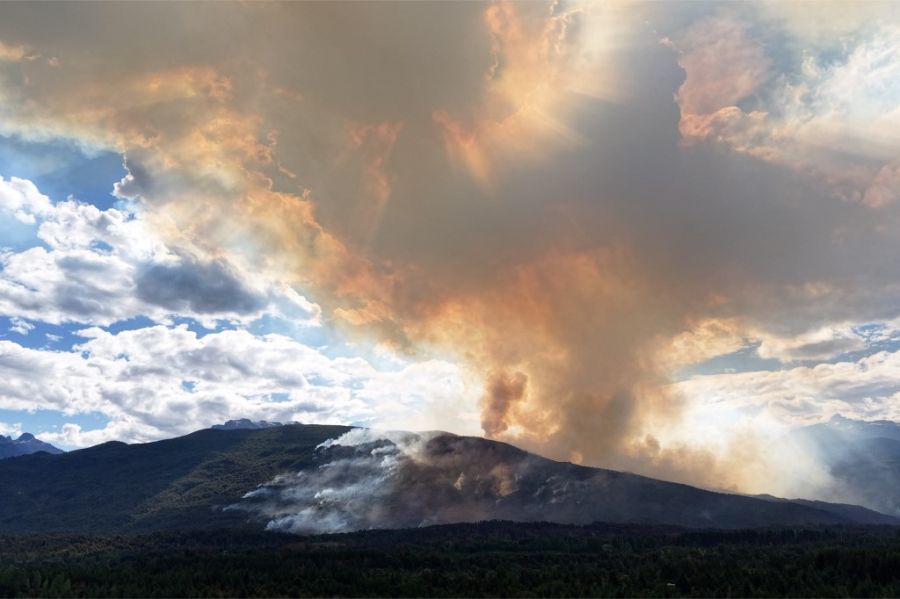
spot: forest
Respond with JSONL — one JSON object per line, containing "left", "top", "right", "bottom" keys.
{"left": 2, "top": 521, "right": 900, "bottom": 597}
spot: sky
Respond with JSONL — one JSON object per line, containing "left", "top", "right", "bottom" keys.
{"left": 0, "top": 1, "right": 898, "bottom": 499}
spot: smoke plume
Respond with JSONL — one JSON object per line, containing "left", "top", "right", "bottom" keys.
{"left": 0, "top": 1, "right": 898, "bottom": 498}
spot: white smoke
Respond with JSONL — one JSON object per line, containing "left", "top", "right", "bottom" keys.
{"left": 229, "top": 429, "right": 440, "bottom": 534}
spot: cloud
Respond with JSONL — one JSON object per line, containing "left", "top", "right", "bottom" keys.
{"left": 0, "top": 324, "right": 477, "bottom": 448}
{"left": 8, "top": 317, "right": 32, "bottom": 335}
{"left": 0, "top": 420, "right": 22, "bottom": 438}
{"left": 0, "top": 175, "right": 52, "bottom": 223}
{"left": 135, "top": 256, "right": 266, "bottom": 316}
{"left": 756, "top": 326, "right": 867, "bottom": 363}
{"left": 676, "top": 350, "right": 900, "bottom": 428}
{"left": 0, "top": 175, "right": 319, "bottom": 327}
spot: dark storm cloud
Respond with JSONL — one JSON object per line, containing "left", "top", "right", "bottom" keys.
{"left": 136, "top": 255, "right": 266, "bottom": 315}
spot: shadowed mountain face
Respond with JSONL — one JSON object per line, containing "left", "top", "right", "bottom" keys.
{"left": 0, "top": 424, "right": 350, "bottom": 533}
{"left": 0, "top": 424, "right": 894, "bottom": 534}
{"left": 788, "top": 415, "right": 900, "bottom": 517}
{"left": 0, "top": 433, "right": 63, "bottom": 459}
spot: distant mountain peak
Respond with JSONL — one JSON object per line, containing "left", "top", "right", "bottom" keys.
{"left": 822, "top": 414, "right": 900, "bottom": 435}
{"left": 828, "top": 413, "right": 897, "bottom": 427}
{"left": 0, "top": 432, "right": 63, "bottom": 459}
{"left": 211, "top": 419, "right": 284, "bottom": 431}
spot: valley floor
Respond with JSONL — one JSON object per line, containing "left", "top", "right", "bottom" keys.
{"left": 1, "top": 521, "right": 900, "bottom": 597}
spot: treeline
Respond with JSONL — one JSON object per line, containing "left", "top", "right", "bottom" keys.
{"left": 2, "top": 522, "right": 900, "bottom": 597}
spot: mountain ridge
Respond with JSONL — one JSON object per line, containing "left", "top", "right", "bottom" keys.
{"left": 211, "top": 419, "right": 285, "bottom": 431}
{"left": 0, "top": 423, "right": 895, "bottom": 534}
{"left": 0, "top": 432, "right": 63, "bottom": 459}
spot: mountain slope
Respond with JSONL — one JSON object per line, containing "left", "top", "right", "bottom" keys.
{"left": 0, "top": 432, "right": 63, "bottom": 459}
{"left": 0, "top": 424, "right": 350, "bottom": 533}
{"left": 0, "top": 424, "right": 894, "bottom": 534}
{"left": 787, "top": 415, "right": 900, "bottom": 516}
{"left": 233, "top": 430, "right": 897, "bottom": 533}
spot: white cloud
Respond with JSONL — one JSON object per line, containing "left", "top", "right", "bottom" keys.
{"left": 756, "top": 325, "right": 866, "bottom": 363}
{"left": 0, "top": 176, "right": 53, "bottom": 224}
{"left": 676, "top": 348, "right": 900, "bottom": 428}
{"left": 0, "top": 175, "right": 320, "bottom": 328}
{"left": 8, "top": 317, "right": 32, "bottom": 335}
{"left": 0, "top": 324, "right": 479, "bottom": 448}
{"left": 0, "top": 420, "right": 22, "bottom": 437}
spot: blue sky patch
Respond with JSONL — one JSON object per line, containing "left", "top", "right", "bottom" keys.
{"left": 0, "top": 316, "right": 93, "bottom": 351}
{"left": 676, "top": 342, "right": 782, "bottom": 380}
{"left": 0, "top": 134, "right": 125, "bottom": 209}
{"left": 0, "top": 408, "right": 109, "bottom": 443}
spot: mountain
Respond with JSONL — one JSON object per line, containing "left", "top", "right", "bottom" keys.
{"left": 786, "top": 414, "right": 900, "bottom": 516}
{"left": 0, "top": 424, "right": 348, "bottom": 533}
{"left": 0, "top": 432, "right": 63, "bottom": 459}
{"left": 211, "top": 419, "right": 284, "bottom": 431}
{"left": 0, "top": 424, "right": 894, "bottom": 534}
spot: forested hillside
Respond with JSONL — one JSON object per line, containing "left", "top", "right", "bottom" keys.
{"left": 2, "top": 522, "right": 900, "bottom": 597}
